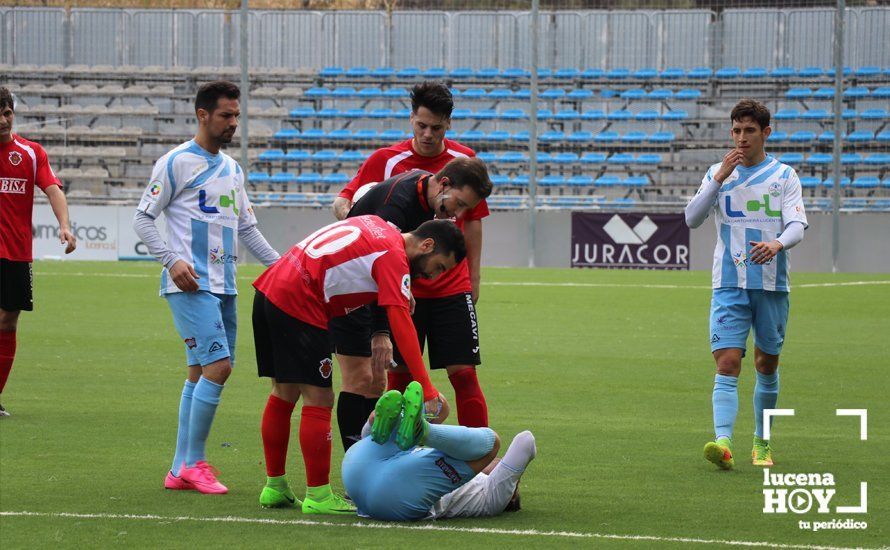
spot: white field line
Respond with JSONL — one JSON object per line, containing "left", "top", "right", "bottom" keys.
{"left": 0, "top": 511, "right": 880, "bottom": 550}
{"left": 32, "top": 271, "right": 890, "bottom": 290}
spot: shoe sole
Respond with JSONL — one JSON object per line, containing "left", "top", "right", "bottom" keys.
{"left": 704, "top": 442, "right": 734, "bottom": 470}
{"left": 371, "top": 390, "right": 403, "bottom": 444}
{"left": 396, "top": 382, "right": 423, "bottom": 451}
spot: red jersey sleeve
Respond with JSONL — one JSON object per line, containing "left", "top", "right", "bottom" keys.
{"left": 34, "top": 144, "right": 61, "bottom": 191}
{"left": 339, "top": 150, "right": 390, "bottom": 201}
{"left": 371, "top": 248, "right": 412, "bottom": 310}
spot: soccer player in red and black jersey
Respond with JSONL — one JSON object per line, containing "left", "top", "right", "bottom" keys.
{"left": 252, "top": 216, "right": 463, "bottom": 514}
{"left": 330, "top": 81, "right": 493, "bottom": 452}
{"left": 0, "top": 87, "right": 76, "bottom": 417}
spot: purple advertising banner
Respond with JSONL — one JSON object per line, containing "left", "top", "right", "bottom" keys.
{"left": 571, "top": 212, "right": 690, "bottom": 269}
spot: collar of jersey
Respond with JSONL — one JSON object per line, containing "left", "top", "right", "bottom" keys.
{"left": 416, "top": 174, "right": 431, "bottom": 212}
{"left": 187, "top": 139, "right": 222, "bottom": 161}
{"left": 735, "top": 154, "right": 773, "bottom": 174}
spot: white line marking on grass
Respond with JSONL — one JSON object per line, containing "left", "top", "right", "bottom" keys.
{"left": 0, "top": 511, "right": 879, "bottom": 550}
{"left": 32, "top": 271, "right": 890, "bottom": 290}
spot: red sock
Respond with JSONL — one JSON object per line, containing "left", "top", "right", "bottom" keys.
{"left": 0, "top": 331, "right": 16, "bottom": 395}
{"left": 261, "top": 394, "right": 295, "bottom": 477}
{"left": 386, "top": 370, "right": 413, "bottom": 393}
{"left": 449, "top": 367, "right": 489, "bottom": 427}
{"left": 299, "top": 406, "right": 332, "bottom": 487}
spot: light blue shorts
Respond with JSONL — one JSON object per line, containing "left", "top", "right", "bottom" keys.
{"left": 165, "top": 291, "right": 237, "bottom": 367}
{"left": 710, "top": 287, "right": 789, "bottom": 356}
{"left": 341, "top": 435, "right": 477, "bottom": 521}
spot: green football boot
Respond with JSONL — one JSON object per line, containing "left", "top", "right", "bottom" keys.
{"left": 302, "top": 485, "right": 356, "bottom": 515}
{"left": 259, "top": 477, "right": 300, "bottom": 508}
{"left": 704, "top": 436, "right": 735, "bottom": 470}
{"left": 371, "top": 389, "right": 404, "bottom": 444}
{"left": 396, "top": 381, "right": 429, "bottom": 451}
{"left": 752, "top": 436, "right": 774, "bottom": 467}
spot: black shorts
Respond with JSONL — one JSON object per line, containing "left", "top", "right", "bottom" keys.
{"left": 393, "top": 292, "right": 481, "bottom": 370}
{"left": 0, "top": 259, "right": 33, "bottom": 312}
{"left": 329, "top": 305, "right": 373, "bottom": 357}
{"left": 252, "top": 290, "right": 333, "bottom": 387}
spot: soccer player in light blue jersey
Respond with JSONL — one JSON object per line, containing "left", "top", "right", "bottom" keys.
{"left": 685, "top": 99, "right": 808, "bottom": 470}
{"left": 134, "top": 81, "right": 280, "bottom": 493}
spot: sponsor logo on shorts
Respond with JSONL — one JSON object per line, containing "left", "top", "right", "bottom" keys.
{"left": 214, "top": 321, "right": 224, "bottom": 331}
{"left": 319, "top": 358, "right": 333, "bottom": 379}
{"left": 184, "top": 337, "right": 197, "bottom": 349}
{"left": 8, "top": 151, "right": 22, "bottom": 166}
{"left": 208, "top": 341, "right": 224, "bottom": 353}
{"left": 0, "top": 178, "right": 27, "bottom": 194}
{"left": 465, "top": 294, "right": 479, "bottom": 342}
{"left": 711, "top": 334, "right": 720, "bottom": 343}
{"left": 435, "top": 457, "right": 462, "bottom": 484}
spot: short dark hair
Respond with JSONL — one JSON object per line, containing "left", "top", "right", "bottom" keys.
{"left": 195, "top": 81, "right": 240, "bottom": 114}
{"left": 0, "top": 87, "right": 14, "bottom": 112}
{"left": 411, "top": 219, "right": 467, "bottom": 265}
{"left": 410, "top": 81, "right": 453, "bottom": 118}
{"left": 436, "top": 157, "right": 492, "bottom": 199}
{"left": 731, "top": 98, "right": 770, "bottom": 130}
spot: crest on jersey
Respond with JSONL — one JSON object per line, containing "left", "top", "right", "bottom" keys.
{"left": 8, "top": 151, "right": 22, "bottom": 166}
{"left": 319, "top": 358, "right": 333, "bottom": 379}
{"left": 400, "top": 274, "right": 412, "bottom": 300}
{"left": 768, "top": 182, "right": 781, "bottom": 198}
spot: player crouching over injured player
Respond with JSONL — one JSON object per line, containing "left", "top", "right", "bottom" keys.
{"left": 342, "top": 381, "right": 536, "bottom": 521}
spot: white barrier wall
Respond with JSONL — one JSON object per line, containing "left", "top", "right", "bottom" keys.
{"left": 32, "top": 205, "right": 890, "bottom": 273}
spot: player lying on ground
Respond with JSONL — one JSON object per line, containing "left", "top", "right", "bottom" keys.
{"left": 342, "top": 381, "right": 536, "bottom": 521}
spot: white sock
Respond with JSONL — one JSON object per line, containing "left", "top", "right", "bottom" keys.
{"left": 501, "top": 430, "right": 536, "bottom": 473}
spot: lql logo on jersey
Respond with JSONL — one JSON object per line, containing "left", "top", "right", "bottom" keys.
{"left": 199, "top": 188, "right": 240, "bottom": 216}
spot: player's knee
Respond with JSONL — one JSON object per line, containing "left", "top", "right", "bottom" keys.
{"left": 713, "top": 350, "right": 742, "bottom": 376}
{"left": 301, "top": 385, "right": 335, "bottom": 408}
{"left": 0, "top": 309, "right": 20, "bottom": 331}
{"left": 754, "top": 354, "right": 779, "bottom": 374}
{"left": 203, "top": 358, "right": 232, "bottom": 384}
{"left": 338, "top": 356, "right": 373, "bottom": 393}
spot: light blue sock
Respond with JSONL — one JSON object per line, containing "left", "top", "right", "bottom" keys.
{"left": 171, "top": 379, "right": 197, "bottom": 475}
{"left": 712, "top": 374, "right": 739, "bottom": 441}
{"left": 753, "top": 370, "right": 780, "bottom": 439}
{"left": 185, "top": 377, "right": 224, "bottom": 467}
{"left": 423, "top": 423, "right": 496, "bottom": 461}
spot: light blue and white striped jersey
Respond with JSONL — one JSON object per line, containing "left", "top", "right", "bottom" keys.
{"left": 696, "top": 156, "right": 808, "bottom": 291}
{"left": 137, "top": 140, "right": 258, "bottom": 295}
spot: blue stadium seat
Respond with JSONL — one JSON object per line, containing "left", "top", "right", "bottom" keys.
{"left": 380, "top": 129, "right": 407, "bottom": 141}
{"left": 567, "top": 175, "right": 594, "bottom": 187}
{"left": 594, "top": 131, "right": 619, "bottom": 143}
{"left": 567, "top": 89, "right": 594, "bottom": 100}
{"left": 300, "top": 129, "right": 327, "bottom": 140}
{"left": 813, "top": 87, "right": 835, "bottom": 99}
{"left": 445, "top": 130, "right": 457, "bottom": 139}
{"left": 487, "top": 131, "right": 510, "bottom": 142}
{"left": 337, "top": 150, "right": 364, "bottom": 162}
{"left": 535, "top": 152, "right": 552, "bottom": 164}
{"left": 357, "top": 87, "right": 382, "bottom": 99}
{"left": 316, "top": 108, "right": 340, "bottom": 118}
{"left": 459, "top": 130, "right": 485, "bottom": 142}
{"left": 770, "top": 66, "right": 795, "bottom": 78}
{"left": 635, "top": 153, "right": 662, "bottom": 165}
{"left": 327, "top": 129, "right": 352, "bottom": 141}
{"left": 475, "top": 68, "right": 499, "bottom": 79}
{"left": 540, "top": 88, "right": 567, "bottom": 100}
{"left": 477, "top": 152, "right": 497, "bottom": 164}
{"left": 342, "top": 109, "right": 366, "bottom": 119}
{"left": 595, "top": 175, "right": 621, "bottom": 187}
{"left": 539, "top": 130, "right": 565, "bottom": 142}
{"left": 296, "top": 172, "right": 322, "bottom": 185}
{"left": 878, "top": 130, "right": 890, "bottom": 142}
{"left": 607, "top": 109, "right": 633, "bottom": 121}
{"left": 873, "top": 199, "right": 890, "bottom": 210}
{"left": 716, "top": 66, "right": 741, "bottom": 79}
{"left": 320, "top": 66, "right": 344, "bottom": 78}
{"left": 608, "top": 153, "right": 634, "bottom": 164}
{"left": 799, "top": 176, "right": 820, "bottom": 189}
{"left": 552, "top": 152, "right": 579, "bottom": 164}
{"left": 514, "top": 89, "right": 531, "bottom": 99}
{"left": 290, "top": 107, "right": 315, "bottom": 118}
{"left": 567, "top": 131, "right": 593, "bottom": 143}
{"left": 536, "top": 68, "right": 553, "bottom": 79}
{"left": 311, "top": 150, "right": 337, "bottom": 162}
{"left": 841, "top": 153, "right": 863, "bottom": 164}
{"left": 498, "top": 152, "right": 526, "bottom": 164}
{"left": 271, "top": 172, "right": 297, "bottom": 184}
{"left": 743, "top": 67, "right": 768, "bottom": 79}
{"left": 422, "top": 67, "right": 446, "bottom": 78}
{"left": 621, "top": 131, "right": 646, "bottom": 143}
{"left": 805, "top": 153, "right": 833, "bottom": 165}
{"left": 449, "top": 67, "right": 473, "bottom": 79}
{"left": 322, "top": 173, "right": 350, "bottom": 186}
{"left": 797, "top": 66, "right": 824, "bottom": 78}
{"left": 774, "top": 109, "right": 800, "bottom": 120}
{"left": 854, "top": 66, "right": 881, "bottom": 78}
{"left": 353, "top": 129, "right": 379, "bottom": 140}
{"left": 864, "top": 153, "right": 890, "bottom": 165}
{"left": 620, "top": 88, "right": 647, "bottom": 100}
{"left": 487, "top": 88, "right": 513, "bottom": 100}
{"left": 581, "top": 152, "right": 607, "bottom": 164}
{"left": 343, "top": 67, "right": 368, "bottom": 78}
{"left": 852, "top": 176, "right": 880, "bottom": 189}
{"left": 606, "top": 68, "right": 630, "bottom": 79}
{"left": 451, "top": 108, "right": 472, "bottom": 120}
{"left": 536, "top": 109, "right": 554, "bottom": 120}
{"left": 843, "top": 87, "right": 869, "bottom": 98}
{"left": 393, "top": 109, "right": 411, "bottom": 119}
{"left": 580, "top": 68, "right": 605, "bottom": 79}
{"left": 632, "top": 67, "right": 657, "bottom": 79}
{"left": 860, "top": 109, "right": 889, "bottom": 120}
{"left": 554, "top": 68, "right": 579, "bottom": 79}
{"left": 581, "top": 109, "right": 606, "bottom": 120}
{"left": 249, "top": 172, "right": 270, "bottom": 184}
{"left": 687, "top": 67, "right": 712, "bottom": 79}
{"left": 659, "top": 67, "right": 685, "bottom": 79}
{"left": 826, "top": 67, "right": 852, "bottom": 77}
{"left": 648, "top": 131, "right": 675, "bottom": 143}
{"left": 647, "top": 88, "right": 673, "bottom": 100}
{"left": 555, "top": 109, "right": 581, "bottom": 120}
{"left": 273, "top": 129, "right": 300, "bottom": 140}
{"left": 461, "top": 88, "right": 486, "bottom": 99}
{"left": 844, "top": 198, "right": 868, "bottom": 210}
{"left": 501, "top": 67, "right": 530, "bottom": 79}
{"left": 500, "top": 109, "right": 525, "bottom": 120}
{"left": 613, "top": 197, "right": 637, "bottom": 208}
{"left": 473, "top": 109, "right": 498, "bottom": 120}
{"left": 842, "top": 109, "right": 857, "bottom": 120}
{"left": 512, "top": 131, "right": 530, "bottom": 142}
{"left": 822, "top": 177, "right": 851, "bottom": 187}
{"left": 817, "top": 131, "right": 839, "bottom": 142}
{"left": 884, "top": 179, "right": 890, "bottom": 188}
{"left": 623, "top": 176, "right": 649, "bottom": 187}
{"left": 396, "top": 67, "right": 420, "bottom": 78}
{"left": 301, "top": 86, "right": 328, "bottom": 97}
{"left": 785, "top": 88, "right": 812, "bottom": 99}
{"left": 490, "top": 174, "right": 511, "bottom": 187}
{"left": 600, "top": 89, "right": 619, "bottom": 99}
{"left": 778, "top": 153, "right": 804, "bottom": 165}
{"left": 846, "top": 130, "right": 874, "bottom": 143}
{"left": 872, "top": 86, "right": 890, "bottom": 98}
{"left": 371, "top": 67, "right": 395, "bottom": 78}
{"left": 675, "top": 89, "right": 702, "bottom": 100}
{"left": 801, "top": 109, "right": 831, "bottom": 120}
{"left": 768, "top": 131, "right": 788, "bottom": 142}
{"left": 661, "top": 110, "right": 688, "bottom": 121}
{"left": 789, "top": 130, "right": 816, "bottom": 143}
{"left": 259, "top": 149, "right": 285, "bottom": 161}
{"left": 540, "top": 175, "right": 565, "bottom": 187}
{"left": 383, "top": 88, "right": 409, "bottom": 98}
{"left": 369, "top": 108, "right": 393, "bottom": 119}
{"left": 285, "top": 149, "right": 311, "bottom": 161}
{"left": 511, "top": 175, "right": 529, "bottom": 187}
{"left": 635, "top": 110, "right": 659, "bottom": 121}
{"left": 332, "top": 87, "right": 356, "bottom": 98}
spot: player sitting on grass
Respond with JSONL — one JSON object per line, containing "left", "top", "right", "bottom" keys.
{"left": 341, "top": 381, "right": 536, "bottom": 520}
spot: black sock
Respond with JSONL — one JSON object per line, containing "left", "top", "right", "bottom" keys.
{"left": 337, "top": 392, "right": 369, "bottom": 451}
{"left": 363, "top": 396, "right": 379, "bottom": 419}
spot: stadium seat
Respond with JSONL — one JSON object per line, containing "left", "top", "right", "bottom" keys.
{"left": 635, "top": 154, "right": 662, "bottom": 165}
{"left": 594, "top": 131, "right": 620, "bottom": 143}
{"left": 477, "top": 152, "right": 497, "bottom": 164}
{"left": 472, "top": 109, "right": 498, "bottom": 120}
{"left": 715, "top": 66, "right": 741, "bottom": 79}
{"left": 422, "top": 67, "right": 446, "bottom": 78}
{"left": 789, "top": 130, "right": 816, "bottom": 143}
{"left": 536, "top": 109, "right": 554, "bottom": 120}
{"left": 337, "top": 150, "right": 364, "bottom": 162}
{"left": 767, "top": 131, "right": 788, "bottom": 142}
{"left": 498, "top": 152, "right": 526, "bottom": 164}
{"left": 449, "top": 67, "right": 473, "bottom": 79}
{"left": 580, "top": 152, "right": 607, "bottom": 164}
{"left": 371, "top": 67, "right": 395, "bottom": 78}
{"left": 290, "top": 107, "right": 315, "bottom": 118}
{"left": 304, "top": 87, "right": 330, "bottom": 98}
{"left": 327, "top": 129, "right": 353, "bottom": 141}
{"left": 860, "top": 109, "right": 888, "bottom": 120}
{"left": 514, "top": 89, "right": 531, "bottom": 99}
{"left": 813, "top": 87, "right": 834, "bottom": 98}
{"left": 488, "top": 88, "right": 513, "bottom": 100}
{"left": 872, "top": 86, "right": 890, "bottom": 98}
{"left": 581, "top": 109, "right": 606, "bottom": 120}
{"left": 634, "top": 67, "right": 658, "bottom": 79}
{"left": 316, "top": 108, "right": 340, "bottom": 118}
{"left": 580, "top": 68, "right": 605, "bottom": 79}
{"left": 805, "top": 153, "right": 833, "bottom": 165}
{"left": 249, "top": 172, "right": 270, "bottom": 184}
{"left": 555, "top": 109, "right": 581, "bottom": 120}
{"left": 357, "top": 87, "right": 382, "bottom": 99}
{"left": 878, "top": 130, "right": 890, "bottom": 143}
{"left": 606, "top": 68, "right": 630, "bottom": 79}
{"left": 512, "top": 131, "right": 530, "bottom": 142}
{"left": 311, "top": 150, "right": 337, "bottom": 162}
{"left": 300, "top": 129, "right": 326, "bottom": 140}
{"left": 270, "top": 172, "right": 297, "bottom": 184}
{"left": 801, "top": 109, "right": 831, "bottom": 120}
{"left": 500, "top": 109, "right": 525, "bottom": 120}
{"left": 540, "top": 88, "right": 567, "bottom": 100}
{"left": 863, "top": 153, "right": 890, "bottom": 165}
{"left": 843, "top": 87, "right": 869, "bottom": 98}
{"left": 635, "top": 110, "right": 660, "bottom": 121}
{"left": 854, "top": 66, "right": 881, "bottom": 78}
{"left": 822, "top": 177, "right": 851, "bottom": 187}
{"left": 511, "top": 175, "right": 529, "bottom": 187}
{"left": 396, "top": 67, "right": 420, "bottom": 78}
{"left": 501, "top": 67, "right": 529, "bottom": 79}
{"left": 554, "top": 67, "right": 579, "bottom": 79}
{"left": 322, "top": 173, "right": 350, "bottom": 186}
{"left": 659, "top": 67, "right": 685, "bottom": 79}
{"left": 451, "top": 108, "right": 472, "bottom": 120}
{"left": 353, "top": 129, "right": 379, "bottom": 140}
{"left": 797, "top": 66, "right": 824, "bottom": 78}
{"left": 490, "top": 174, "right": 511, "bottom": 187}
{"left": 552, "top": 152, "right": 579, "bottom": 164}
{"left": 567, "top": 131, "right": 593, "bottom": 143}
{"left": 675, "top": 89, "right": 702, "bottom": 100}
{"left": 535, "top": 152, "right": 552, "bottom": 164}
{"left": 369, "top": 108, "right": 393, "bottom": 119}
{"left": 623, "top": 176, "right": 649, "bottom": 187}
{"left": 345, "top": 67, "right": 370, "bottom": 78}
{"left": 285, "top": 150, "right": 311, "bottom": 161}
{"left": 774, "top": 109, "right": 799, "bottom": 120}
{"left": 536, "top": 68, "right": 553, "bottom": 79}
{"left": 817, "top": 131, "right": 839, "bottom": 142}
{"left": 259, "top": 149, "right": 285, "bottom": 161}
{"left": 608, "top": 153, "right": 635, "bottom": 164}
{"left": 687, "top": 67, "right": 712, "bottom": 79}
{"left": 380, "top": 129, "right": 407, "bottom": 141}
{"left": 661, "top": 110, "right": 688, "bottom": 121}
{"left": 799, "top": 176, "right": 820, "bottom": 189}
{"left": 842, "top": 109, "right": 858, "bottom": 120}
{"left": 883, "top": 179, "right": 890, "bottom": 189}
{"left": 620, "top": 88, "right": 647, "bottom": 100}
{"left": 296, "top": 172, "right": 322, "bottom": 185}
{"left": 620, "top": 132, "right": 646, "bottom": 143}
{"left": 648, "top": 131, "right": 675, "bottom": 143}
{"left": 567, "top": 89, "right": 594, "bottom": 100}
{"left": 567, "top": 175, "right": 594, "bottom": 187}
{"left": 778, "top": 153, "right": 804, "bottom": 165}
{"left": 852, "top": 176, "right": 880, "bottom": 189}
{"left": 332, "top": 87, "right": 356, "bottom": 98}
{"left": 487, "top": 131, "right": 511, "bottom": 142}
{"left": 770, "top": 66, "right": 795, "bottom": 78}
{"left": 595, "top": 175, "right": 621, "bottom": 187}
{"left": 841, "top": 153, "right": 863, "bottom": 165}
{"left": 785, "top": 87, "right": 812, "bottom": 99}
{"left": 539, "top": 131, "right": 565, "bottom": 142}
{"left": 539, "top": 175, "right": 565, "bottom": 187}
{"left": 319, "top": 66, "right": 344, "bottom": 78}
{"left": 459, "top": 130, "right": 485, "bottom": 142}
{"left": 342, "top": 109, "right": 366, "bottom": 119}
{"left": 647, "top": 88, "right": 673, "bottom": 100}
{"left": 600, "top": 89, "right": 619, "bottom": 99}
{"left": 273, "top": 129, "right": 301, "bottom": 140}
{"left": 460, "top": 88, "right": 486, "bottom": 99}
{"left": 607, "top": 110, "right": 633, "bottom": 121}
{"left": 826, "top": 67, "right": 852, "bottom": 77}
{"left": 613, "top": 197, "right": 637, "bottom": 208}
{"left": 846, "top": 130, "right": 874, "bottom": 143}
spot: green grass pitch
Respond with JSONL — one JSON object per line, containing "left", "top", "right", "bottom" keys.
{"left": 1, "top": 261, "right": 888, "bottom": 548}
